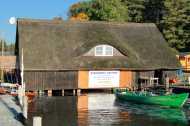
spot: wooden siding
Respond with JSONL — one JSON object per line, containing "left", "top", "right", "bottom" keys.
{"left": 78, "top": 70, "right": 133, "bottom": 89}
{"left": 25, "top": 70, "right": 78, "bottom": 90}
{"left": 78, "top": 71, "right": 88, "bottom": 89}
{"left": 120, "top": 71, "right": 133, "bottom": 88}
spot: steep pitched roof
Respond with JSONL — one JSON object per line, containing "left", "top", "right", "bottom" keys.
{"left": 16, "top": 18, "right": 181, "bottom": 70}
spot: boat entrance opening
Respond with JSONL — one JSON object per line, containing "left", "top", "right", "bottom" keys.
{"left": 154, "top": 70, "right": 163, "bottom": 84}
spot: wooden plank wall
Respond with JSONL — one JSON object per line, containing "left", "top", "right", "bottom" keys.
{"left": 24, "top": 70, "right": 78, "bottom": 90}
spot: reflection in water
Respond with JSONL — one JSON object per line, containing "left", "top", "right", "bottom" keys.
{"left": 27, "top": 93, "right": 189, "bottom": 126}
{"left": 115, "top": 99, "right": 188, "bottom": 126}
{"left": 27, "top": 96, "right": 77, "bottom": 126}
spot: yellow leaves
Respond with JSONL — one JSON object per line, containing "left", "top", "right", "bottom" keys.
{"left": 70, "top": 13, "right": 89, "bottom": 21}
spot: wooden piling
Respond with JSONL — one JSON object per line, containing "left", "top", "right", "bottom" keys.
{"left": 62, "top": 89, "right": 64, "bottom": 96}
{"left": 73, "top": 89, "right": 76, "bottom": 95}
{"left": 0, "top": 69, "right": 4, "bottom": 83}
{"left": 77, "top": 89, "right": 81, "bottom": 96}
{"left": 18, "top": 86, "right": 23, "bottom": 106}
{"left": 33, "top": 116, "right": 42, "bottom": 126}
{"left": 23, "top": 96, "right": 28, "bottom": 119}
{"left": 166, "top": 77, "right": 170, "bottom": 92}
{"left": 39, "top": 90, "right": 44, "bottom": 96}
{"left": 48, "top": 90, "right": 52, "bottom": 96}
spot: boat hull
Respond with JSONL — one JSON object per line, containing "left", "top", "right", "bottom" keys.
{"left": 115, "top": 90, "right": 189, "bottom": 108}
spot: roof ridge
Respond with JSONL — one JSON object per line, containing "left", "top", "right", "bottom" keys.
{"left": 17, "top": 18, "right": 156, "bottom": 26}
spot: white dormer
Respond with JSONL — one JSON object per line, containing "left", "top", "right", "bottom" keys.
{"left": 95, "top": 45, "right": 113, "bottom": 56}
{"left": 83, "top": 44, "right": 124, "bottom": 57}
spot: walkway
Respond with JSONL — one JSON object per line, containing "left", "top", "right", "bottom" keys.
{"left": 0, "top": 95, "right": 24, "bottom": 126}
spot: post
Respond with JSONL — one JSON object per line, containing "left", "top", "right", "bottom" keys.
{"left": 73, "top": 89, "right": 76, "bottom": 95}
{"left": 0, "top": 68, "right": 4, "bottom": 83}
{"left": 23, "top": 96, "right": 28, "bottom": 119}
{"left": 48, "top": 90, "right": 52, "bottom": 96}
{"left": 166, "top": 77, "right": 170, "bottom": 92}
{"left": 39, "top": 90, "right": 44, "bottom": 96}
{"left": 77, "top": 89, "right": 81, "bottom": 96}
{"left": 18, "top": 86, "right": 23, "bottom": 106}
{"left": 1, "top": 39, "right": 4, "bottom": 83}
{"left": 33, "top": 116, "right": 42, "bottom": 126}
{"left": 21, "top": 48, "right": 24, "bottom": 89}
{"left": 1, "top": 39, "right": 4, "bottom": 56}
{"left": 62, "top": 89, "right": 64, "bottom": 96}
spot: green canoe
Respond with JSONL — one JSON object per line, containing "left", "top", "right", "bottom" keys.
{"left": 114, "top": 89, "right": 189, "bottom": 108}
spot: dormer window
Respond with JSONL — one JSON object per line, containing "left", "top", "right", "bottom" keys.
{"left": 95, "top": 45, "right": 113, "bottom": 56}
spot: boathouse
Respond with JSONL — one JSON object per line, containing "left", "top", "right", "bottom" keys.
{"left": 15, "top": 18, "right": 181, "bottom": 91}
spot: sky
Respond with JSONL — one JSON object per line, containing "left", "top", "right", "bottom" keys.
{"left": 0, "top": 0, "right": 83, "bottom": 43}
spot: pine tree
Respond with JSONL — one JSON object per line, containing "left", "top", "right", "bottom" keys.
{"left": 162, "top": 0, "right": 190, "bottom": 51}
{"left": 123, "top": 0, "right": 146, "bottom": 22}
{"left": 144, "top": 0, "right": 164, "bottom": 24}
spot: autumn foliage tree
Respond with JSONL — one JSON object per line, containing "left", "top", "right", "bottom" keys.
{"left": 68, "top": 0, "right": 190, "bottom": 52}
{"left": 69, "top": 0, "right": 128, "bottom": 22}
{"left": 70, "top": 12, "right": 89, "bottom": 21}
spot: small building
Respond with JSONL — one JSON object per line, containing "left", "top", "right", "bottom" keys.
{"left": 0, "top": 56, "right": 17, "bottom": 70}
{"left": 0, "top": 56, "right": 18, "bottom": 83}
{"left": 176, "top": 52, "right": 190, "bottom": 72}
{"left": 15, "top": 18, "right": 180, "bottom": 91}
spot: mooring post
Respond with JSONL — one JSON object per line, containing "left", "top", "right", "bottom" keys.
{"left": 62, "top": 89, "right": 64, "bottom": 96}
{"left": 48, "top": 90, "right": 52, "bottom": 96}
{"left": 33, "top": 116, "right": 42, "bottom": 126}
{"left": 18, "top": 86, "right": 23, "bottom": 106}
{"left": 73, "top": 89, "right": 76, "bottom": 95}
{"left": 23, "top": 96, "right": 28, "bottom": 119}
{"left": 77, "top": 89, "right": 81, "bottom": 96}
{"left": 39, "top": 90, "right": 44, "bottom": 96}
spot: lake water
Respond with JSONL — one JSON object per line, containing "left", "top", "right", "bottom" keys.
{"left": 26, "top": 93, "right": 190, "bottom": 126}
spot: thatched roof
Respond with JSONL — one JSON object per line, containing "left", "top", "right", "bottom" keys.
{"left": 16, "top": 18, "right": 181, "bottom": 70}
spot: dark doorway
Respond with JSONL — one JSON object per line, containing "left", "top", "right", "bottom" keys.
{"left": 154, "top": 70, "right": 163, "bottom": 84}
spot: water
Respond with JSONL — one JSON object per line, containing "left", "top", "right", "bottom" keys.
{"left": 26, "top": 93, "right": 190, "bottom": 126}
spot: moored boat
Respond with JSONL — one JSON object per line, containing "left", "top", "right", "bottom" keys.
{"left": 0, "top": 87, "right": 6, "bottom": 94}
{"left": 114, "top": 89, "right": 189, "bottom": 108}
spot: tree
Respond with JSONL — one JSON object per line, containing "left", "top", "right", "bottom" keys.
{"left": 161, "top": 0, "right": 190, "bottom": 51}
{"left": 69, "top": 0, "right": 128, "bottom": 22}
{"left": 144, "top": 0, "right": 165, "bottom": 24}
{"left": 0, "top": 40, "right": 6, "bottom": 53}
{"left": 68, "top": 0, "right": 190, "bottom": 52}
{"left": 70, "top": 12, "right": 89, "bottom": 21}
{"left": 123, "top": 0, "right": 146, "bottom": 22}
{"left": 0, "top": 39, "right": 15, "bottom": 55}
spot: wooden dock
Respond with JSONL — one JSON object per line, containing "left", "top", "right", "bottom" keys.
{"left": 169, "top": 82, "right": 190, "bottom": 89}
{"left": 0, "top": 95, "right": 24, "bottom": 126}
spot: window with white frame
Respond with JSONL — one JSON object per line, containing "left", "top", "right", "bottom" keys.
{"left": 95, "top": 45, "right": 113, "bottom": 56}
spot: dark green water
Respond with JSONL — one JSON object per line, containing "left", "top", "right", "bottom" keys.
{"left": 26, "top": 93, "right": 190, "bottom": 126}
